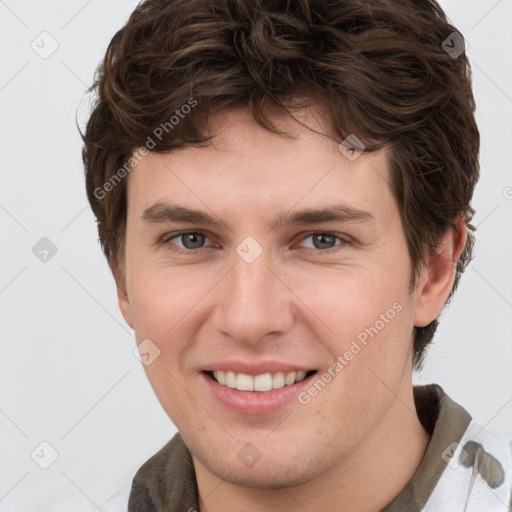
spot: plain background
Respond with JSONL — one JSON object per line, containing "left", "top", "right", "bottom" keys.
{"left": 1, "top": 0, "right": 511, "bottom": 510}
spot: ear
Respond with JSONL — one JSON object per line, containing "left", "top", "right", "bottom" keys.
{"left": 109, "top": 255, "right": 134, "bottom": 329}
{"left": 413, "top": 217, "right": 467, "bottom": 327}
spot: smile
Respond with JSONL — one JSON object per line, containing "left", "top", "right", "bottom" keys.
{"left": 208, "top": 370, "right": 316, "bottom": 392}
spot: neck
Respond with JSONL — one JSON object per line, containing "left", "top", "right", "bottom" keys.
{"left": 195, "top": 374, "right": 431, "bottom": 512}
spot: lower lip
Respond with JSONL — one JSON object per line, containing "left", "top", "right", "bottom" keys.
{"left": 201, "top": 372, "right": 315, "bottom": 415}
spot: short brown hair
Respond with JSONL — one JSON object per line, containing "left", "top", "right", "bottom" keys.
{"left": 82, "top": 0, "right": 480, "bottom": 370}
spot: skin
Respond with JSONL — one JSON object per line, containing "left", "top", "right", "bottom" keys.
{"left": 114, "top": 106, "right": 466, "bottom": 511}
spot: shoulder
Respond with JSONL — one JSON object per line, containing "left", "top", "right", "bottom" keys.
{"left": 425, "top": 419, "right": 512, "bottom": 512}
{"left": 132, "top": 433, "right": 186, "bottom": 482}
{"left": 128, "top": 433, "right": 197, "bottom": 512}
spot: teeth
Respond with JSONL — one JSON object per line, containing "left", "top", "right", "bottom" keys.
{"left": 284, "top": 372, "right": 296, "bottom": 386}
{"left": 226, "top": 371, "right": 236, "bottom": 388}
{"left": 211, "top": 370, "right": 310, "bottom": 392}
{"left": 272, "top": 371, "right": 285, "bottom": 389}
{"left": 235, "top": 373, "right": 254, "bottom": 391}
{"left": 254, "top": 373, "right": 273, "bottom": 392}
{"left": 213, "top": 370, "right": 226, "bottom": 385}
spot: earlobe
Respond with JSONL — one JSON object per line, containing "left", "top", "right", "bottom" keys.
{"left": 116, "top": 282, "right": 134, "bottom": 329}
{"left": 413, "top": 218, "right": 467, "bottom": 327}
{"left": 109, "top": 255, "right": 134, "bottom": 329}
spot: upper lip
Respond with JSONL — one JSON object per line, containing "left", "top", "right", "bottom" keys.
{"left": 203, "top": 360, "right": 316, "bottom": 376}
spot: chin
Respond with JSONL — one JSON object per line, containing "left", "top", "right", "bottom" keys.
{"left": 202, "top": 456, "right": 319, "bottom": 489}
{"left": 190, "top": 433, "right": 334, "bottom": 490}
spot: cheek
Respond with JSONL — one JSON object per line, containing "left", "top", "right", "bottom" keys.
{"left": 126, "top": 260, "right": 220, "bottom": 372}
{"left": 285, "top": 256, "right": 410, "bottom": 341}
{"left": 127, "top": 267, "right": 208, "bottom": 423}
{"left": 128, "top": 256, "right": 198, "bottom": 328}
{"left": 282, "top": 253, "right": 414, "bottom": 399}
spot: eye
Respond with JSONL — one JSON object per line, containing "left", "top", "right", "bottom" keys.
{"left": 160, "top": 230, "right": 350, "bottom": 254}
{"left": 161, "top": 231, "right": 216, "bottom": 252}
{"left": 297, "top": 232, "right": 349, "bottom": 252}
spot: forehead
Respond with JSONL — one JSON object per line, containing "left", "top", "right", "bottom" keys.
{"left": 126, "top": 107, "right": 396, "bottom": 227}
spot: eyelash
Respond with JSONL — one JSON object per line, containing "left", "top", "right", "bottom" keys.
{"left": 159, "top": 231, "right": 351, "bottom": 255}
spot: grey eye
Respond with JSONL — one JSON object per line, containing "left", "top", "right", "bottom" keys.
{"left": 178, "top": 232, "right": 206, "bottom": 249}
{"left": 307, "top": 233, "right": 338, "bottom": 250}
{"left": 297, "top": 232, "right": 347, "bottom": 251}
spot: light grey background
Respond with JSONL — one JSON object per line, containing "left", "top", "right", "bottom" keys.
{"left": 1, "top": 0, "right": 511, "bottom": 510}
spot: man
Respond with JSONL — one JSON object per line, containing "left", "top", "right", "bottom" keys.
{"left": 82, "top": 0, "right": 512, "bottom": 510}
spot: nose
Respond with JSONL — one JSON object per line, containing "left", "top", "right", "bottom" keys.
{"left": 212, "top": 245, "right": 294, "bottom": 346}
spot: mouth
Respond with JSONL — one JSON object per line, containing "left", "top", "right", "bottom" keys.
{"left": 204, "top": 369, "right": 317, "bottom": 392}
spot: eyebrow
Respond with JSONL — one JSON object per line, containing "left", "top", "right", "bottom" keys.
{"left": 140, "top": 202, "right": 375, "bottom": 229}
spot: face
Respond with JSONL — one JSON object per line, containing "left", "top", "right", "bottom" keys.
{"left": 117, "top": 107, "right": 438, "bottom": 488}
